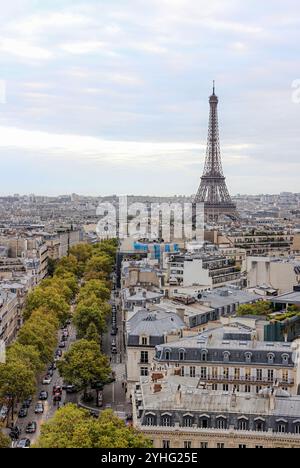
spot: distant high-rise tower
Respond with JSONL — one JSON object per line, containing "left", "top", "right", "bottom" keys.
{"left": 194, "top": 84, "right": 237, "bottom": 221}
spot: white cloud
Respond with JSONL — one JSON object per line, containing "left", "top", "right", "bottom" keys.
{"left": 60, "top": 41, "right": 115, "bottom": 55}
{"left": 0, "top": 38, "right": 53, "bottom": 60}
{"left": 8, "top": 12, "right": 92, "bottom": 36}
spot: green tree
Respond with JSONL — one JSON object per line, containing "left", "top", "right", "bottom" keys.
{"left": 73, "top": 298, "right": 110, "bottom": 338}
{"left": 18, "top": 309, "right": 59, "bottom": 363}
{"left": 69, "top": 244, "right": 93, "bottom": 263}
{"left": 58, "top": 340, "right": 110, "bottom": 397}
{"left": 24, "top": 287, "right": 70, "bottom": 323}
{"left": 56, "top": 254, "right": 78, "bottom": 276}
{"left": 84, "top": 254, "right": 113, "bottom": 278}
{"left": 0, "top": 425, "right": 10, "bottom": 448}
{"left": 85, "top": 323, "right": 100, "bottom": 344}
{"left": 35, "top": 405, "right": 152, "bottom": 449}
{"left": 237, "top": 301, "right": 273, "bottom": 317}
{"left": 7, "top": 342, "right": 44, "bottom": 375}
{"left": 0, "top": 359, "right": 36, "bottom": 424}
{"left": 79, "top": 279, "right": 111, "bottom": 302}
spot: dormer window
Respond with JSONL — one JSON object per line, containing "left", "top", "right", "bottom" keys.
{"left": 179, "top": 349, "right": 186, "bottom": 361}
{"left": 281, "top": 353, "right": 289, "bottom": 365}
{"left": 165, "top": 349, "right": 171, "bottom": 360}
{"left": 223, "top": 351, "right": 230, "bottom": 363}
{"left": 244, "top": 352, "right": 252, "bottom": 364}
{"left": 267, "top": 353, "right": 275, "bottom": 365}
{"left": 201, "top": 349, "right": 208, "bottom": 362}
{"left": 141, "top": 336, "right": 148, "bottom": 346}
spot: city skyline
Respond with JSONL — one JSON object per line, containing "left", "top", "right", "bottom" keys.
{"left": 0, "top": 1, "right": 300, "bottom": 196}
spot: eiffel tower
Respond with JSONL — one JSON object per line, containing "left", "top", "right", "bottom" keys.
{"left": 194, "top": 83, "right": 237, "bottom": 221}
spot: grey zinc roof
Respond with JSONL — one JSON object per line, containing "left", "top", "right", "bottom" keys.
{"left": 271, "top": 290, "right": 300, "bottom": 306}
{"left": 199, "top": 287, "right": 261, "bottom": 308}
{"left": 139, "top": 375, "right": 300, "bottom": 417}
{"left": 127, "top": 309, "right": 185, "bottom": 337}
{"left": 156, "top": 325, "right": 294, "bottom": 353}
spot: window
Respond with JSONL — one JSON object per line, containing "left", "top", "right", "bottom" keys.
{"left": 223, "top": 384, "right": 229, "bottom": 392}
{"left": 256, "top": 369, "right": 262, "bottom": 381}
{"left": 190, "top": 366, "right": 196, "bottom": 378}
{"left": 199, "top": 418, "right": 209, "bottom": 429}
{"left": 201, "top": 367, "right": 207, "bottom": 379}
{"left": 282, "top": 354, "right": 289, "bottom": 365}
{"left": 245, "top": 352, "right": 252, "bottom": 364}
{"left": 239, "top": 445, "right": 247, "bottom": 449}
{"left": 256, "top": 386, "right": 262, "bottom": 394}
{"left": 200, "top": 442, "right": 208, "bottom": 449}
{"left": 212, "top": 367, "right": 218, "bottom": 379}
{"left": 179, "top": 350, "right": 185, "bottom": 361}
{"left": 294, "top": 424, "right": 300, "bottom": 434}
{"left": 245, "top": 369, "right": 251, "bottom": 381}
{"left": 184, "top": 441, "right": 192, "bottom": 449}
{"left": 223, "top": 368, "right": 229, "bottom": 379}
{"left": 255, "top": 420, "right": 265, "bottom": 432}
{"left": 141, "top": 336, "right": 148, "bottom": 346}
{"left": 201, "top": 351, "right": 207, "bottom": 362}
{"left": 255, "top": 446, "right": 264, "bottom": 449}
{"left": 223, "top": 351, "right": 230, "bottom": 363}
{"left": 183, "top": 417, "right": 193, "bottom": 427}
{"left": 282, "top": 370, "right": 288, "bottom": 383}
{"left": 217, "top": 418, "right": 227, "bottom": 429}
{"left": 146, "top": 416, "right": 154, "bottom": 426}
{"left": 217, "top": 443, "right": 225, "bottom": 449}
{"left": 180, "top": 366, "right": 185, "bottom": 377}
{"left": 212, "top": 384, "right": 218, "bottom": 391}
{"left": 162, "top": 416, "right": 171, "bottom": 427}
{"left": 238, "top": 419, "right": 248, "bottom": 431}
{"left": 277, "top": 423, "right": 286, "bottom": 433}
{"left": 234, "top": 368, "right": 240, "bottom": 380}
{"left": 141, "top": 351, "right": 148, "bottom": 364}
{"left": 165, "top": 350, "right": 170, "bottom": 360}
{"left": 162, "top": 440, "right": 170, "bottom": 449}
{"left": 140, "top": 367, "right": 148, "bottom": 376}
{"left": 245, "top": 385, "right": 251, "bottom": 393}
{"left": 267, "top": 353, "right": 275, "bottom": 365}
{"left": 267, "top": 369, "right": 274, "bottom": 383}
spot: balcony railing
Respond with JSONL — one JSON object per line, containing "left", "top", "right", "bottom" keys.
{"left": 198, "top": 375, "right": 294, "bottom": 385}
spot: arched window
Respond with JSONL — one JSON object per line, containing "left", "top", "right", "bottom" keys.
{"left": 281, "top": 353, "right": 289, "bottom": 365}
{"left": 201, "top": 349, "right": 208, "bottom": 362}
{"left": 238, "top": 417, "right": 249, "bottom": 431}
{"left": 199, "top": 415, "right": 210, "bottom": 429}
{"left": 179, "top": 349, "right": 185, "bottom": 361}
{"left": 267, "top": 353, "right": 275, "bottom": 365}
{"left": 161, "top": 414, "right": 172, "bottom": 427}
{"left": 294, "top": 422, "right": 300, "bottom": 434}
{"left": 276, "top": 420, "right": 287, "bottom": 433}
{"left": 165, "top": 349, "right": 171, "bottom": 360}
{"left": 223, "top": 351, "right": 230, "bottom": 363}
{"left": 244, "top": 352, "right": 252, "bottom": 364}
{"left": 216, "top": 416, "right": 227, "bottom": 430}
{"left": 183, "top": 415, "right": 193, "bottom": 427}
{"left": 255, "top": 418, "right": 265, "bottom": 432}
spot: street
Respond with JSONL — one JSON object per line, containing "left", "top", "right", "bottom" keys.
{"left": 10, "top": 323, "right": 77, "bottom": 447}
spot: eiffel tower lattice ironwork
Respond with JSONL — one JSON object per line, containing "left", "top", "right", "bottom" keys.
{"left": 194, "top": 83, "right": 237, "bottom": 221}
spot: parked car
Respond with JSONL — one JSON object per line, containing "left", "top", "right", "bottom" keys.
{"left": 111, "top": 346, "right": 117, "bottom": 354}
{"left": 66, "top": 385, "right": 77, "bottom": 393}
{"left": 9, "top": 426, "right": 21, "bottom": 440}
{"left": 39, "top": 390, "right": 48, "bottom": 401}
{"left": 42, "top": 375, "right": 52, "bottom": 385}
{"left": 34, "top": 402, "right": 44, "bottom": 414}
{"left": 18, "top": 407, "right": 28, "bottom": 418}
{"left": 22, "top": 398, "right": 32, "bottom": 409}
{"left": 111, "top": 328, "right": 117, "bottom": 336}
{"left": 59, "top": 341, "right": 66, "bottom": 348}
{"left": 25, "top": 422, "right": 37, "bottom": 434}
{"left": 16, "top": 438, "right": 31, "bottom": 448}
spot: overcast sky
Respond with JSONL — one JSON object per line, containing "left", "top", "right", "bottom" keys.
{"left": 0, "top": 0, "right": 299, "bottom": 196}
